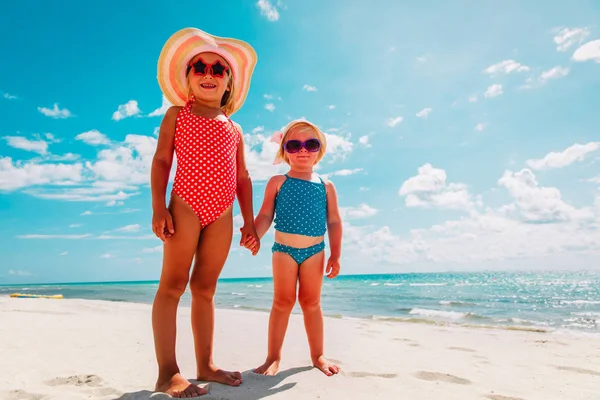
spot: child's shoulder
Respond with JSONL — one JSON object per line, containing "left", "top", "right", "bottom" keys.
{"left": 268, "top": 174, "right": 288, "bottom": 185}
{"left": 164, "top": 105, "right": 183, "bottom": 118}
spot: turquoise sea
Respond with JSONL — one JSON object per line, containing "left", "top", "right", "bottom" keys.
{"left": 2, "top": 271, "right": 599, "bottom": 335}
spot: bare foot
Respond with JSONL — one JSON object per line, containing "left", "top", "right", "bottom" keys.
{"left": 197, "top": 365, "right": 242, "bottom": 386}
{"left": 313, "top": 356, "right": 340, "bottom": 377}
{"left": 253, "top": 358, "right": 281, "bottom": 375}
{"left": 155, "top": 373, "right": 208, "bottom": 398}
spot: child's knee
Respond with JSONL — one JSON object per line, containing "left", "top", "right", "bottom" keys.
{"left": 189, "top": 278, "right": 217, "bottom": 301}
{"left": 298, "top": 295, "right": 320, "bottom": 312}
{"left": 158, "top": 276, "right": 189, "bottom": 299}
{"left": 273, "top": 295, "right": 296, "bottom": 313}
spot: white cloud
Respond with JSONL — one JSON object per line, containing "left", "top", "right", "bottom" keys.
{"left": 60, "top": 251, "right": 68, "bottom": 256}
{"left": 114, "top": 224, "right": 141, "bottom": 232}
{"left": 48, "top": 153, "right": 80, "bottom": 162}
{"left": 8, "top": 132, "right": 156, "bottom": 204}
{"left": 553, "top": 27, "right": 590, "bottom": 52}
{"left": 416, "top": 55, "right": 428, "bottom": 63}
{"left": 322, "top": 168, "right": 363, "bottom": 179}
{"left": 69, "top": 224, "right": 81, "bottom": 228}
{"left": 358, "top": 135, "right": 371, "bottom": 147}
{"left": 75, "top": 129, "right": 110, "bottom": 146}
{"left": 264, "top": 94, "right": 274, "bottom": 100}
{"left": 526, "top": 142, "right": 600, "bottom": 170}
{"left": 3, "top": 92, "right": 17, "bottom": 100}
{"left": 256, "top": 0, "right": 280, "bottom": 21}
{"left": 0, "top": 157, "right": 84, "bottom": 191}
{"left": 142, "top": 245, "right": 162, "bottom": 253}
{"left": 342, "top": 166, "right": 600, "bottom": 268}
{"left": 4, "top": 136, "right": 49, "bottom": 155}
{"left": 265, "top": 103, "right": 276, "bottom": 112}
{"left": 498, "top": 169, "right": 594, "bottom": 223}
{"left": 484, "top": 60, "right": 529, "bottom": 75}
{"left": 572, "top": 40, "right": 600, "bottom": 63}
{"left": 100, "top": 253, "right": 114, "bottom": 259}
{"left": 468, "top": 95, "right": 478, "bottom": 103}
{"left": 17, "top": 234, "right": 92, "bottom": 239}
{"left": 252, "top": 126, "right": 265, "bottom": 134}
{"left": 324, "top": 133, "right": 353, "bottom": 161}
{"left": 8, "top": 269, "right": 32, "bottom": 277}
{"left": 328, "top": 105, "right": 335, "bottom": 110}
{"left": 340, "top": 204, "right": 378, "bottom": 219}
{"left": 475, "top": 123, "right": 486, "bottom": 132}
{"left": 112, "top": 100, "right": 141, "bottom": 121}
{"left": 387, "top": 116, "right": 403, "bottom": 127}
{"left": 148, "top": 95, "right": 172, "bottom": 117}
{"left": 44, "top": 133, "right": 60, "bottom": 143}
{"left": 484, "top": 84, "right": 503, "bottom": 98}
{"left": 38, "top": 103, "right": 72, "bottom": 119}
{"left": 399, "top": 164, "right": 478, "bottom": 211}
{"left": 416, "top": 108, "right": 432, "bottom": 118}
{"left": 539, "top": 66, "right": 570, "bottom": 83}
{"left": 303, "top": 84, "right": 318, "bottom": 92}
{"left": 85, "top": 134, "right": 157, "bottom": 185}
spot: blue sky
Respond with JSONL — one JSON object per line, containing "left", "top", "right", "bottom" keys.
{"left": 2, "top": 0, "right": 600, "bottom": 284}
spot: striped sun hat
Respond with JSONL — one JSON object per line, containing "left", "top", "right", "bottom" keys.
{"left": 157, "top": 28, "right": 258, "bottom": 115}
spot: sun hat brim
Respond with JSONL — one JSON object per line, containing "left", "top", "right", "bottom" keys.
{"left": 157, "top": 28, "right": 257, "bottom": 115}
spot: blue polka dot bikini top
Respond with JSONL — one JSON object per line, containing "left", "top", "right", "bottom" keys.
{"left": 273, "top": 174, "right": 328, "bottom": 237}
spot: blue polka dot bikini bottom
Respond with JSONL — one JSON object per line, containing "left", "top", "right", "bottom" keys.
{"left": 272, "top": 241, "right": 325, "bottom": 265}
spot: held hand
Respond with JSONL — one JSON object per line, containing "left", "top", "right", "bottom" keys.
{"left": 240, "top": 224, "right": 260, "bottom": 256}
{"left": 152, "top": 208, "right": 174, "bottom": 242}
{"left": 325, "top": 257, "right": 341, "bottom": 279}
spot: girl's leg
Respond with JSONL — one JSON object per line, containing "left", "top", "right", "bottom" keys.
{"left": 188, "top": 206, "right": 241, "bottom": 386}
{"left": 153, "top": 194, "right": 207, "bottom": 397}
{"left": 298, "top": 250, "right": 340, "bottom": 376}
{"left": 254, "top": 251, "right": 299, "bottom": 375}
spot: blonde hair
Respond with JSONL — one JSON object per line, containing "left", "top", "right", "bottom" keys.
{"left": 186, "top": 52, "right": 236, "bottom": 115}
{"left": 276, "top": 121, "right": 327, "bottom": 165}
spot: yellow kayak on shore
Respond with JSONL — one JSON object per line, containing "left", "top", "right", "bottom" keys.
{"left": 9, "top": 293, "right": 63, "bottom": 299}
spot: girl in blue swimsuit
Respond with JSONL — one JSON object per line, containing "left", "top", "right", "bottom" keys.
{"left": 245, "top": 119, "right": 343, "bottom": 377}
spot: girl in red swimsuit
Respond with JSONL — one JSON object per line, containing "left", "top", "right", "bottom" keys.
{"left": 150, "top": 28, "right": 259, "bottom": 398}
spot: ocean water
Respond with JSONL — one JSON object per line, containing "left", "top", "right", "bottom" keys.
{"left": 2, "top": 271, "right": 599, "bottom": 335}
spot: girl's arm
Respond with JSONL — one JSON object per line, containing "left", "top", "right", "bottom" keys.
{"left": 325, "top": 180, "right": 343, "bottom": 260}
{"left": 150, "top": 106, "right": 179, "bottom": 241}
{"left": 254, "top": 176, "right": 283, "bottom": 239}
{"left": 235, "top": 132, "right": 255, "bottom": 229}
{"left": 324, "top": 180, "right": 342, "bottom": 278}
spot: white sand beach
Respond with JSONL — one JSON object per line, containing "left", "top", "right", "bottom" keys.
{"left": 1, "top": 297, "right": 599, "bottom": 400}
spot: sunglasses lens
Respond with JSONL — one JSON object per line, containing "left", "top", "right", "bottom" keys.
{"left": 305, "top": 139, "right": 320, "bottom": 152}
{"left": 211, "top": 61, "right": 227, "bottom": 77}
{"left": 193, "top": 60, "right": 208, "bottom": 75}
{"left": 284, "top": 140, "right": 302, "bottom": 153}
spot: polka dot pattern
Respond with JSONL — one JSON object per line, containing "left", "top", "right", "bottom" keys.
{"left": 172, "top": 100, "right": 240, "bottom": 227}
{"left": 273, "top": 175, "right": 327, "bottom": 236}
{"left": 272, "top": 241, "right": 325, "bottom": 265}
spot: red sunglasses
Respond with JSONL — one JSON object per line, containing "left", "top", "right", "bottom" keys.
{"left": 186, "top": 58, "right": 229, "bottom": 78}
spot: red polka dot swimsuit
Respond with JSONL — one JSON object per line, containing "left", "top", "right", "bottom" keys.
{"left": 172, "top": 98, "right": 241, "bottom": 227}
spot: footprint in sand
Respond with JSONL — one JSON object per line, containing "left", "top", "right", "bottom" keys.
{"left": 3, "top": 390, "right": 46, "bottom": 400}
{"left": 409, "top": 343, "right": 420, "bottom": 347}
{"left": 556, "top": 366, "right": 600, "bottom": 376}
{"left": 448, "top": 346, "right": 476, "bottom": 353}
{"left": 344, "top": 371, "right": 398, "bottom": 379}
{"left": 45, "top": 374, "right": 103, "bottom": 387}
{"left": 414, "top": 371, "right": 472, "bottom": 385}
{"left": 485, "top": 395, "right": 524, "bottom": 400}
